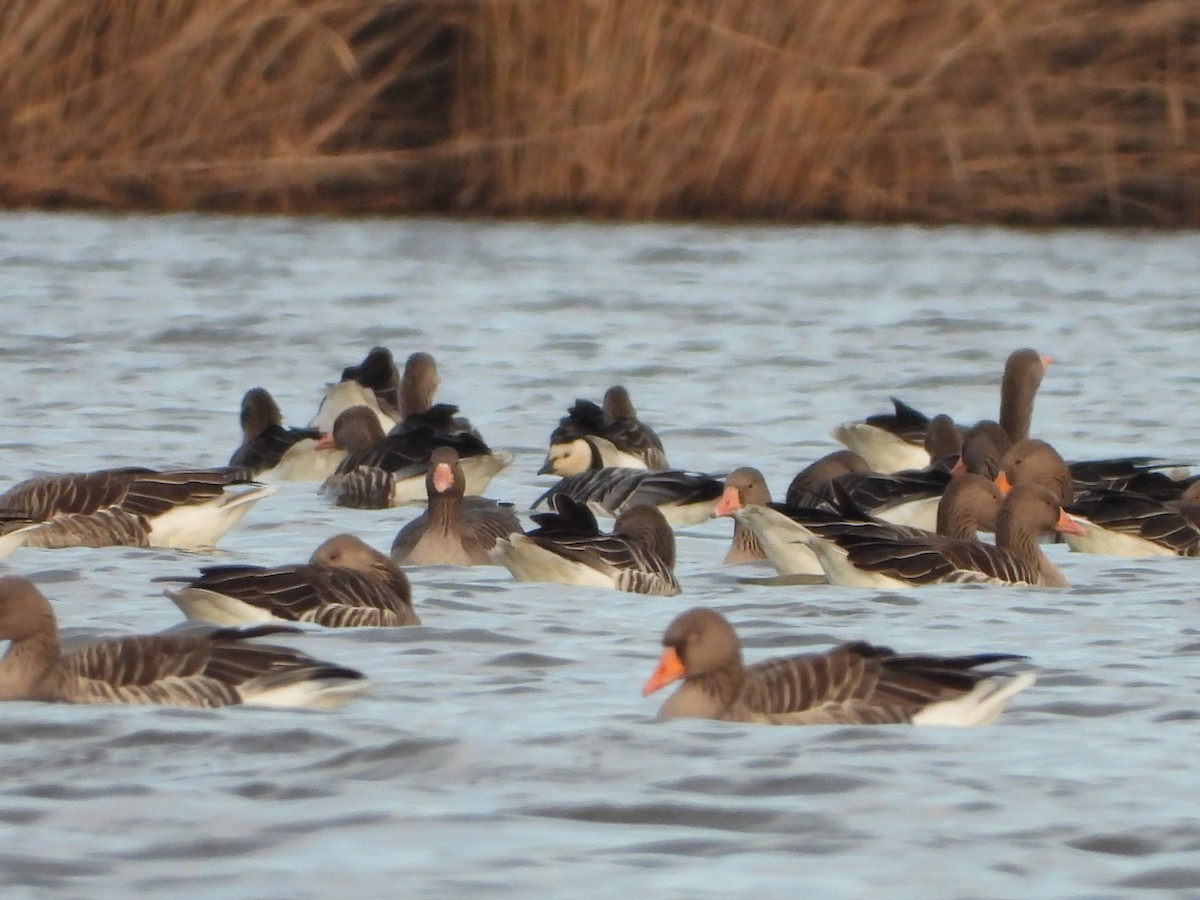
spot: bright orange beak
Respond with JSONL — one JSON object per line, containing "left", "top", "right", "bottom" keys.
{"left": 713, "top": 485, "right": 742, "bottom": 517}
{"left": 1055, "top": 509, "right": 1086, "bottom": 536}
{"left": 1041, "top": 354, "right": 1054, "bottom": 369}
{"left": 432, "top": 463, "right": 454, "bottom": 493}
{"left": 995, "top": 470, "right": 1012, "bottom": 494}
{"left": 313, "top": 433, "right": 336, "bottom": 451}
{"left": 642, "top": 646, "right": 685, "bottom": 696}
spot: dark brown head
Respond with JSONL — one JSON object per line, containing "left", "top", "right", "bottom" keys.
{"left": 613, "top": 504, "right": 676, "bottom": 568}
{"left": 318, "top": 406, "right": 386, "bottom": 454}
{"left": 602, "top": 385, "right": 637, "bottom": 420}
{"left": 401, "top": 352, "right": 440, "bottom": 418}
{"left": 958, "top": 420, "right": 1012, "bottom": 479}
{"left": 996, "top": 482, "right": 1084, "bottom": 542}
{"left": 239, "top": 387, "right": 283, "bottom": 440}
{"left": 426, "top": 446, "right": 464, "bottom": 498}
{"left": 937, "top": 473, "right": 1003, "bottom": 538}
{"left": 642, "top": 607, "right": 743, "bottom": 695}
{"left": 997, "top": 438, "right": 1073, "bottom": 507}
{"left": 310, "top": 533, "right": 399, "bottom": 576}
{"left": 715, "top": 467, "right": 771, "bottom": 516}
{"left": 0, "top": 575, "right": 59, "bottom": 645}
{"left": 924, "top": 414, "right": 963, "bottom": 469}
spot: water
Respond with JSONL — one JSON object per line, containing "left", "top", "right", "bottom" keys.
{"left": 1, "top": 213, "right": 1199, "bottom": 897}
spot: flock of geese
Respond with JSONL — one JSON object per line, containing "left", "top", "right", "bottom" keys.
{"left": 0, "top": 346, "right": 1195, "bottom": 725}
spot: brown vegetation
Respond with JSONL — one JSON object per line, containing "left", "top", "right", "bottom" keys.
{"left": 1, "top": 0, "right": 1198, "bottom": 223}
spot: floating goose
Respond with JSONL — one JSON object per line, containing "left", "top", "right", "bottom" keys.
{"left": 542, "top": 385, "right": 669, "bottom": 473}
{"left": 832, "top": 348, "right": 1050, "bottom": 473}
{"left": 0, "top": 576, "right": 366, "bottom": 709}
{"left": 391, "top": 447, "right": 521, "bottom": 566}
{"left": 160, "top": 533, "right": 419, "bottom": 627}
{"left": 491, "top": 496, "right": 680, "bottom": 596}
{"left": 318, "top": 406, "right": 511, "bottom": 508}
{"left": 643, "top": 606, "right": 1034, "bottom": 725}
{"left": 0, "top": 466, "right": 275, "bottom": 556}
{"left": 533, "top": 437, "right": 721, "bottom": 527}
{"left": 228, "top": 387, "right": 340, "bottom": 481}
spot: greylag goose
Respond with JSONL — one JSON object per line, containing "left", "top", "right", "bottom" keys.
{"left": 541, "top": 386, "right": 669, "bottom": 473}
{"left": 716, "top": 468, "right": 771, "bottom": 565}
{"left": 0, "top": 576, "right": 366, "bottom": 708}
{"left": 832, "top": 348, "right": 1050, "bottom": 473}
{"left": 0, "top": 467, "right": 276, "bottom": 556}
{"left": 643, "top": 607, "right": 1034, "bottom": 725}
{"left": 491, "top": 496, "right": 680, "bottom": 595}
{"left": 390, "top": 447, "right": 521, "bottom": 566}
{"left": 784, "top": 450, "right": 872, "bottom": 507}
{"left": 340, "top": 346, "right": 402, "bottom": 417}
{"left": 719, "top": 471, "right": 1003, "bottom": 579}
{"left": 318, "top": 406, "right": 511, "bottom": 508}
{"left": 228, "top": 387, "right": 340, "bottom": 481}
{"left": 160, "top": 533, "right": 419, "bottom": 627}
{"left": 805, "top": 483, "right": 1081, "bottom": 588}
{"left": 533, "top": 437, "right": 721, "bottom": 527}
{"left": 996, "top": 439, "right": 1200, "bottom": 557}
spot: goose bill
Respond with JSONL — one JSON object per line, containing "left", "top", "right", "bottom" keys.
{"left": 643, "top": 646, "right": 685, "bottom": 696}
{"left": 714, "top": 485, "right": 742, "bottom": 517}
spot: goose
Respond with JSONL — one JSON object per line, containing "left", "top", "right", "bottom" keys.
{"left": 339, "top": 346, "right": 402, "bottom": 417}
{"left": 160, "top": 533, "right": 419, "bottom": 627}
{"left": 718, "top": 471, "right": 1004, "bottom": 579}
{"left": 390, "top": 447, "right": 522, "bottom": 566}
{"left": 318, "top": 406, "right": 512, "bottom": 508}
{"left": 715, "top": 467, "right": 771, "bottom": 566}
{"left": 0, "top": 467, "right": 276, "bottom": 556}
{"left": 803, "top": 483, "right": 1081, "bottom": 588}
{"left": 491, "top": 496, "right": 680, "bottom": 596}
{"left": 0, "top": 576, "right": 367, "bottom": 709}
{"left": 533, "top": 437, "right": 721, "bottom": 527}
{"left": 643, "top": 607, "right": 1034, "bottom": 726}
{"left": 541, "top": 386, "right": 669, "bottom": 473}
{"left": 832, "top": 348, "right": 1050, "bottom": 473}
{"left": 228, "top": 387, "right": 341, "bottom": 481}
{"left": 784, "top": 450, "right": 872, "bottom": 507}
{"left": 995, "top": 439, "right": 1200, "bottom": 557}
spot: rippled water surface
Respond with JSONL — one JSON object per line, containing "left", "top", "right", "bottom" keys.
{"left": 2, "top": 213, "right": 1200, "bottom": 897}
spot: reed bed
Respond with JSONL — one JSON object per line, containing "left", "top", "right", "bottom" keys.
{"left": 1, "top": 0, "right": 1198, "bottom": 222}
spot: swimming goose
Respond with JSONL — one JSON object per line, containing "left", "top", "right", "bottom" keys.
{"left": 0, "top": 467, "right": 276, "bottom": 556}
{"left": 643, "top": 607, "right": 1034, "bottom": 726}
{"left": 715, "top": 468, "right": 771, "bottom": 565}
{"left": 719, "top": 472, "right": 1004, "bottom": 579}
{"left": 340, "top": 346, "right": 403, "bottom": 417}
{"left": 995, "top": 439, "right": 1200, "bottom": 557}
{"left": 0, "top": 576, "right": 367, "bottom": 708}
{"left": 533, "top": 437, "right": 721, "bottom": 527}
{"left": 390, "top": 447, "right": 522, "bottom": 566}
{"left": 541, "top": 386, "right": 669, "bottom": 474}
{"left": 784, "top": 450, "right": 872, "bottom": 507}
{"left": 161, "top": 533, "right": 419, "bottom": 627}
{"left": 491, "top": 496, "right": 680, "bottom": 595}
{"left": 318, "top": 406, "right": 511, "bottom": 508}
{"left": 832, "top": 348, "right": 1050, "bottom": 473}
{"left": 228, "top": 387, "right": 341, "bottom": 481}
{"left": 807, "top": 483, "right": 1081, "bottom": 588}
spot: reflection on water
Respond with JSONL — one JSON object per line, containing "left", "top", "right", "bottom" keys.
{"left": 1, "top": 213, "right": 1199, "bottom": 895}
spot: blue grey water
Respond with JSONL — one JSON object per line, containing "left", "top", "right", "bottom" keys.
{"left": 0, "top": 212, "right": 1199, "bottom": 897}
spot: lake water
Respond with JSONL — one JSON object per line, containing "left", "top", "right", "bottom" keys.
{"left": 1, "top": 213, "right": 1199, "bottom": 897}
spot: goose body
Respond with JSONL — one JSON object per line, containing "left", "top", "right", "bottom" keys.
{"left": 491, "top": 497, "right": 679, "bottom": 595}
{"left": 228, "top": 387, "right": 339, "bottom": 481}
{"left": 644, "top": 607, "right": 1033, "bottom": 726}
{"left": 0, "top": 576, "right": 366, "bottom": 709}
{"left": 163, "top": 534, "right": 419, "bottom": 627}
{"left": 0, "top": 467, "right": 276, "bottom": 555}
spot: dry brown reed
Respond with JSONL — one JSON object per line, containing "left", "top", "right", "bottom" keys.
{"left": 2, "top": 0, "right": 1199, "bottom": 222}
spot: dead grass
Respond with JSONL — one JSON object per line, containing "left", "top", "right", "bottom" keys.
{"left": 2, "top": 0, "right": 1199, "bottom": 222}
